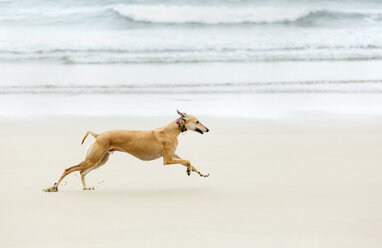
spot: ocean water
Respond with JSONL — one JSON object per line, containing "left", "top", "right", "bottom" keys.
{"left": 2, "top": 0, "right": 382, "bottom": 64}
{"left": 1, "top": 0, "right": 382, "bottom": 117}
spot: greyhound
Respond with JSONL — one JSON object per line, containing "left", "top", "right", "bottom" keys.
{"left": 43, "top": 110, "right": 209, "bottom": 192}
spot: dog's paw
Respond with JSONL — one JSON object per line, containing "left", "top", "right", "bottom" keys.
{"left": 43, "top": 186, "right": 58, "bottom": 192}
{"left": 198, "top": 172, "right": 209, "bottom": 177}
{"left": 186, "top": 168, "right": 191, "bottom": 176}
{"left": 83, "top": 187, "right": 95, "bottom": 191}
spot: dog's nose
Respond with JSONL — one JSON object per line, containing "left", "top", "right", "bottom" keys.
{"left": 206, "top": 128, "right": 209, "bottom": 132}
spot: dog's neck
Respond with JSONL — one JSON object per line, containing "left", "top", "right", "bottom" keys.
{"left": 162, "top": 119, "right": 186, "bottom": 136}
{"left": 176, "top": 118, "right": 187, "bottom": 133}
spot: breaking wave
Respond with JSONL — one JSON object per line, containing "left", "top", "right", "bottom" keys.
{"left": 109, "top": 5, "right": 382, "bottom": 25}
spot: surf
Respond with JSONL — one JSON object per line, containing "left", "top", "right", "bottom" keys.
{"left": 108, "top": 5, "right": 382, "bottom": 25}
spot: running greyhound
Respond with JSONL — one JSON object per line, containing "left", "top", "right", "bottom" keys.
{"left": 43, "top": 110, "right": 209, "bottom": 192}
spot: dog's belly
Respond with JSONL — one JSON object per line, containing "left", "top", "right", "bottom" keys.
{"left": 110, "top": 148, "right": 162, "bottom": 161}
{"left": 135, "top": 153, "right": 162, "bottom": 161}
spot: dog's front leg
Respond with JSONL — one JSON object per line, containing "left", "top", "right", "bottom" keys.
{"left": 165, "top": 153, "right": 209, "bottom": 177}
{"left": 188, "top": 164, "right": 209, "bottom": 177}
{"left": 172, "top": 154, "right": 192, "bottom": 175}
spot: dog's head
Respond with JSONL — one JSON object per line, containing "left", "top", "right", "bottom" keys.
{"left": 177, "top": 110, "right": 209, "bottom": 134}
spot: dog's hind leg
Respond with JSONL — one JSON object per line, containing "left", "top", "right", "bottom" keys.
{"left": 44, "top": 141, "right": 109, "bottom": 192}
{"left": 43, "top": 161, "right": 90, "bottom": 192}
{"left": 80, "top": 152, "right": 110, "bottom": 190}
{"left": 57, "top": 161, "right": 88, "bottom": 186}
{"left": 77, "top": 141, "right": 109, "bottom": 190}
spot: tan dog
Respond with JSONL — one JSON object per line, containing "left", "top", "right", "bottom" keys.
{"left": 43, "top": 110, "right": 209, "bottom": 192}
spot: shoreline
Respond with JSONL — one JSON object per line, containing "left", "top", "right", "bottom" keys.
{"left": 2, "top": 93, "right": 382, "bottom": 118}
{"left": 1, "top": 61, "right": 382, "bottom": 118}
{"left": 1, "top": 61, "right": 382, "bottom": 85}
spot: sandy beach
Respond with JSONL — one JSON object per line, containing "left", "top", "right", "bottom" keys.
{"left": 0, "top": 115, "right": 381, "bottom": 248}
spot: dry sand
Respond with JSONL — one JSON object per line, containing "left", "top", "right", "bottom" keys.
{"left": 0, "top": 115, "right": 381, "bottom": 248}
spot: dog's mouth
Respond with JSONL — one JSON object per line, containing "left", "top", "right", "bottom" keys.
{"left": 195, "top": 128, "right": 204, "bottom": 134}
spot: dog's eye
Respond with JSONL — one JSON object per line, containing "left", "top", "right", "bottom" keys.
{"left": 196, "top": 121, "right": 199, "bottom": 124}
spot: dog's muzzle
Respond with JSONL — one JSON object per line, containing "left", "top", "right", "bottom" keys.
{"left": 195, "top": 128, "right": 204, "bottom": 134}
{"left": 195, "top": 127, "right": 209, "bottom": 134}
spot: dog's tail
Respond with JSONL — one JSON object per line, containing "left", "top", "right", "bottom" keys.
{"left": 81, "top": 130, "right": 98, "bottom": 145}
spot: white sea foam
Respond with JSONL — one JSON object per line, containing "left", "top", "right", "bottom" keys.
{"left": 106, "top": 5, "right": 382, "bottom": 25}
{"left": 109, "top": 5, "right": 311, "bottom": 24}
{"left": 1, "top": 2, "right": 382, "bottom": 26}
{"left": 1, "top": 80, "right": 382, "bottom": 95}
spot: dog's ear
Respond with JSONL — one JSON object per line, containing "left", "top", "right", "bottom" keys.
{"left": 177, "top": 109, "right": 188, "bottom": 119}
